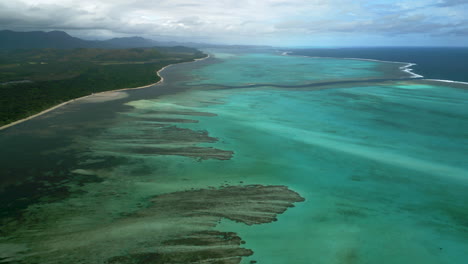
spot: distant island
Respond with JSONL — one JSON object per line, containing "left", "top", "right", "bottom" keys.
{"left": 0, "top": 44, "right": 205, "bottom": 127}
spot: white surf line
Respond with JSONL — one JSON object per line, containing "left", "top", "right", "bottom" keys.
{"left": 398, "top": 63, "right": 424, "bottom": 78}
{"left": 423, "top": 79, "right": 468, "bottom": 85}
{"left": 283, "top": 52, "right": 468, "bottom": 85}
{"left": 281, "top": 52, "right": 424, "bottom": 79}
{"left": 333, "top": 57, "right": 424, "bottom": 79}
{"left": 0, "top": 54, "right": 211, "bottom": 131}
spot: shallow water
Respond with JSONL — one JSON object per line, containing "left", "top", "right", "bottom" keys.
{"left": 1, "top": 50, "right": 467, "bottom": 264}
{"left": 187, "top": 52, "right": 385, "bottom": 86}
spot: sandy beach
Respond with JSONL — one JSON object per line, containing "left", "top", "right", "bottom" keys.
{"left": 0, "top": 55, "right": 209, "bottom": 131}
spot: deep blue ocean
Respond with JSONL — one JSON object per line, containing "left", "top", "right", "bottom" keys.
{"left": 291, "top": 47, "right": 468, "bottom": 83}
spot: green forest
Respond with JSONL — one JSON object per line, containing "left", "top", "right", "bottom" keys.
{"left": 0, "top": 47, "right": 205, "bottom": 126}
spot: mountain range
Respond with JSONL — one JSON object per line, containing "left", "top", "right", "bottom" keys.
{"left": 0, "top": 30, "right": 271, "bottom": 50}
{"left": 0, "top": 30, "right": 161, "bottom": 50}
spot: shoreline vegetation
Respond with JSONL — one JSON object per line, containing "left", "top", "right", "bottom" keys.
{"left": 0, "top": 47, "right": 207, "bottom": 130}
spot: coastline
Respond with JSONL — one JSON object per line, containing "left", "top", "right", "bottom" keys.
{"left": 0, "top": 54, "right": 210, "bottom": 131}
{"left": 282, "top": 52, "right": 468, "bottom": 88}
{"left": 281, "top": 52, "right": 424, "bottom": 78}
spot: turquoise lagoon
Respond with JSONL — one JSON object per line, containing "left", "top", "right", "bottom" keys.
{"left": 1, "top": 50, "right": 467, "bottom": 263}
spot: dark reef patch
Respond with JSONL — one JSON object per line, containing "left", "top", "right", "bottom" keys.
{"left": 138, "top": 117, "right": 199, "bottom": 123}
{"left": 2, "top": 185, "right": 304, "bottom": 264}
{"left": 92, "top": 111, "right": 234, "bottom": 160}
{"left": 103, "top": 185, "right": 304, "bottom": 264}
{"left": 124, "top": 146, "right": 234, "bottom": 160}
{"left": 142, "top": 185, "right": 305, "bottom": 225}
{"left": 106, "top": 126, "right": 218, "bottom": 144}
{"left": 144, "top": 110, "right": 218, "bottom": 117}
{"left": 106, "top": 249, "right": 251, "bottom": 264}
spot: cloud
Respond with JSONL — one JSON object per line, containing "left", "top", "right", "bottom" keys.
{"left": 435, "top": 0, "right": 468, "bottom": 7}
{"left": 447, "top": 26, "right": 468, "bottom": 36}
{"left": 0, "top": 0, "right": 467, "bottom": 45}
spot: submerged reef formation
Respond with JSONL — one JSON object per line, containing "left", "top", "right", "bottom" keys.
{"left": 1, "top": 185, "right": 304, "bottom": 264}
{"left": 143, "top": 184, "right": 304, "bottom": 225}
{"left": 106, "top": 185, "right": 304, "bottom": 264}
{"left": 91, "top": 109, "right": 234, "bottom": 161}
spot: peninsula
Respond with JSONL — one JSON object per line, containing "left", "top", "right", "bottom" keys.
{"left": 0, "top": 46, "right": 206, "bottom": 127}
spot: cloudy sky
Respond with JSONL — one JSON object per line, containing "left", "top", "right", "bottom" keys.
{"left": 1, "top": 0, "right": 467, "bottom": 46}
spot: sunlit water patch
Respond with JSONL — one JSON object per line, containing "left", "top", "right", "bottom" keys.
{"left": 144, "top": 79, "right": 468, "bottom": 263}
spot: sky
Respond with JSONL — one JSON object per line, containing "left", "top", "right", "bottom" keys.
{"left": 1, "top": 0, "right": 467, "bottom": 47}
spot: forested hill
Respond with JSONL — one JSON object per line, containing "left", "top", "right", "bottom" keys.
{"left": 0, "top": 30, "right": 274, "bottom": 50}
{"left": 0, "top": 30, "right": 158, "bottom": 50}
{"left": 0, "top": 30, "right": 94, "bottom": 49}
